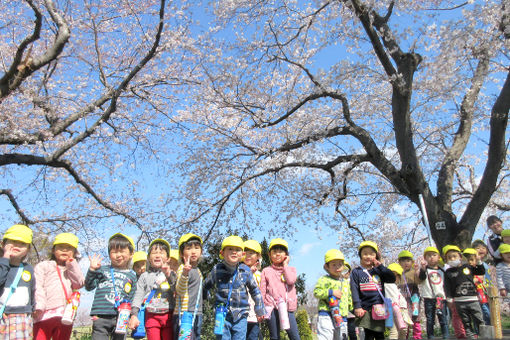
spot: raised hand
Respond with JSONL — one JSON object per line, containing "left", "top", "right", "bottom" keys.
{"left": 283, "top": 255, "right": 290, "bottom": 267}
{"left": 162, "top": 258, "right": 172, "bottom": 277}
{"left": 89, "top": 254, "right": 102, "bottom": 271}
{"left": 182, "top": 255, "right": 192, "bottom": 276}
{"left": 2, "top": 243, "right": 13, "bottom": 259}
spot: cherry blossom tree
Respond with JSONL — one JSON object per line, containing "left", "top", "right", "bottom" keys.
{"left": 173, "top": 0, "right": 510, "bottom": 249}
{"left": 0, "top": 0, "right": 198, "bottom": 245}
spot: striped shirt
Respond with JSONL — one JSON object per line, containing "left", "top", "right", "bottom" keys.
{"left": 85, "top": 266, "right": 136, "bottom": 316}
{"left": 175, "top": 265, "right": 203, "bottom": 314}
{"left": 496, "top": 262, "right": 510, "bottom": 291}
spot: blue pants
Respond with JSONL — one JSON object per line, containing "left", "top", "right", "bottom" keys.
{"left": 481, "top": 303, "right": 491, "bottom": 325}
{"left": 267, "top": 310, "right": 300, "bottom": 340}
{"left": 216, "top": 314, "right": 247, "bottom": 340}
{"left": 423, "top": 298, "right": 449, "bottom": 339}
{"left": 246, "top": 322, "right": 261, "bottom": 340}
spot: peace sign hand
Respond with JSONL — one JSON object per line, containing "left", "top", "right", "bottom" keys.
{"left": 89, "top": 254, "right": 102, "bottom": 271}
{"left": 182, "top": 256, "right": 192, "bottom": 276}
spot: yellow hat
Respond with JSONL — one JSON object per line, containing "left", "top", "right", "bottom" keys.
{"left": 269, "top": 238, "right": 288, "bottom": 251}
{"left": 244, "top": 240, "right": 262, "bottom": 254}
{"left": 423, "top": 246, "right": 440, "bottom": 255}
{"left": 221, "top": 235, "right": 244, "bottom": 251}
{"left": 178, "top": 233, "right": 202, "bottom": 249}
{"left": 358, "top": 240, "right": 378, "bottom": 253}
{"left": 109, "top": 233, "right": 135, "bottom": 250}
{"left": 170, "top": 249, "right": 179, "bottom": 261}
{"left": 325, "top": 249, "right": 345, "bottom": 263}
{"left": 499, "top": 244, "right": 510, "bottom": 254}
{"left": 388, "top": 263, "right": 403, "bottom": 276}
{"left": 149, "top": 238, "right": 171, "bottom": 256}
{"left": 442, "top": 245, "right": 461, "bottom": 256}
{"left": 462, "top": 248, "right": 477, "bottom": 256}
{"left": 344, "top": 261, "right": 351, "bottom": 271}
{"left": 3, "top": 224, "right": 33, "bottom": 244}
{"left": 501, "top": 230, "right": 510, "bottom": 238}
{"left": 133, "top": 251, "right": 147, "bottom": 263}
{"left": 53, "top": 233, "right": 79, "bottom": 249}
{"left": 398, "top": 250, "right": 413, "bottom": 259}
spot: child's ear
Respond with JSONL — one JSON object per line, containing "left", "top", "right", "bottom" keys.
{"left": 323, "top": 263, "right": 328, "bottom": 272}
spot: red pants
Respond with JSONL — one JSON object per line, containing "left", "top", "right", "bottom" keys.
{"left": 34, "top": 317, "right": 72, "bottom": 340}
{"left": 146, "top": 312, "right": 173, "bottom": 340}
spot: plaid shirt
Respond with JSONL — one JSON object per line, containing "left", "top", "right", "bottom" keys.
{"left": 203, "top": 262, "right": 265, "bottom": 322}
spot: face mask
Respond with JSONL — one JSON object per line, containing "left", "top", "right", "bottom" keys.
{"left": 448, "top": 259, "right": 461, "bottom": 267}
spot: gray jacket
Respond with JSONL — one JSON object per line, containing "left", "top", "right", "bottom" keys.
{"left": 131, "top": 269, "right": 176, "bottom": 315}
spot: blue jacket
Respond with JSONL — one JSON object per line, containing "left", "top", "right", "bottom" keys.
{"left": 350, "top": 265, "right": 395, "bottom": 310}
{"left": 203, "top": 262, "right": 265, "bottom": 322}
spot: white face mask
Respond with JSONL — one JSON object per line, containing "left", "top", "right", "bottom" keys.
{"left": 448, "top": 259, "right": 461, "bottom": 267}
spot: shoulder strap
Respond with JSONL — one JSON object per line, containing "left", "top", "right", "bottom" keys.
{"left": 0, "top": 264, "right": 24, "bottom": 316}
{"left": 225, "top": 268, "right": 239, "bottom": 310}
{"left": 56, "top": 263, "right": 70, "bottom": 302}
{"left": 110, "top": 267, "right": 120, "bottom": 308}
{"left": 362, "top": 268, "right": 386, "bottom": 301}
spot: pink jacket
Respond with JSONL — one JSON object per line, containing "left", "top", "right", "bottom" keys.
{"left": 34, "top": 259, "right": 85, "bottom": 312}
{"left": 260, "top": 265, "right": 298, "bottom": 312}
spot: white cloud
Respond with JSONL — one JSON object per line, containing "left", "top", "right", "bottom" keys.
{"left": 298, "top": 242, "right": 320, "bottom": 255}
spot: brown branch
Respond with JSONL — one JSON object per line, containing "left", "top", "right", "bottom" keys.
{"left": 0, "top": 189, "right": 33, "bottom": 225}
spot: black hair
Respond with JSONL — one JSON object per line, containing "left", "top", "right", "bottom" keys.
{"left": 472, "top": 239, "right": 488, "bottom": 249}
{"left": 150, "top": 241, "right": 170, "bottom": 257}
{"left": 358, "top": 246, "right": 381, "bottom": 260}
{"left": 269, "top": 245, "right": 289, "bottom": 255}
{"left": 108, "top": 235, "right": 134, "bottom": 254}
{"left": 49, "top": 244, "right": 79, "bottom": 261}
{"left": 179, "top": 238, "right": 202, "bottom": 255}
{"left": 487, "top": 215, "right": 502, "bottom": 227}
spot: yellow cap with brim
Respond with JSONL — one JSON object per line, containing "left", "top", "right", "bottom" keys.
{"left": 442, "top": 245, "right": 461, "bottom": 256}
{"left": 269, "top": 238, "right": 288, "bottom": 252}
{"left": 388, "top": 263, "right": 403, "bottom": 276}
{"left": 501, "top": 230, "right": 510, "bottom": 238}
{"left": 53, "top": 232, "right": 79, "bottom": 249}
{"left": 325, "top": 249, "right": 345, "bottom": 263}
{"left": 109, "top": 233, "right": 135, "bottom": 250}
{"left": 423, "top": 246, "right": 439, "bottom": 255}
{"left": 244, "top": 240, "right": 262, "bottom": 254}
{"left": 149, "top": 238, "right": 171, "bottom": 256}
{"left": 133, "top": 251, "right": 147, "bottom": 263}
{"left": 170, "top": 249, "right": 179, "bottom": 261}
{"left": 398, "top": 250, "right": 414, "bottom": 259}
{"left": 3, "top": 224, "right": 32, "bottom": 244}
{"left": 178, "top": 233, "right": 202, "bottom": 249}
{"left": 462, "top": 248, "right": 477, "bottom": 256}
{"left": 499, "top": 244, "right": 510, "bottom": 254}
{"left": 358, "top": 241, "right": 379, "bottom": 253}
{"left": 220, "top": 235, "right": 244, "bottom": 259}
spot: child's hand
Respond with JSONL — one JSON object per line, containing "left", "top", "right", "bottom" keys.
{"left": 33, "top": 309, "right": 43, "bottom": 320}
{"left": 128, "top": 315, "right": 140, "bottom": 330}
{"left": 182, "top": 256, "right": 192, "bottom": 276}
{"left": 500, "top": 289, "right": 507, "bottom": 297}
{"left": 354, "top": 308, "right": 365, "bottom": 318}
{"left": 283, "top": 256, "right": 290, "bottom": 267}
{"left": 162, "top": 259, "right": 172, "bottom": 277}
{"left": 250, "top": 264, "right": 258, "bottom": 273}
{"left": 2, "top": 243, "right": 13, "bottom": 259}
{"left": 372, "top": 257, "right": 381, "bottom": 267}
{"left": 420, "top": 259, "right": 427, "bottom": 268}
{"left": 332, "top": 289, "right": 342, "bottom": 299}
{"left": 257, "top": 315, "right": 265, "bottom": 323}
{"left": 88, "top": 254, "right": 102, "bottom": 271}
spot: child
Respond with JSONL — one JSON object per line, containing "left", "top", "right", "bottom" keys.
{"left": 313, "top": 249, "right": 352, "bottom": 340}
{"left": 386, "top": 263, "right": 411, "bottom": 340}
{"left": 444, "top": 245, "right": 485, "bottom": 339}
{"left": 486, "top": 215, "right": 503, "bottom": 262}
{"left": 203, "top": 236, "right": 265, "bottom": 339}
{"left": 260, "top": 238, "right": 301, "bottom": 340}
{"left": 397, "top": 250, "right": 422, "bottom": 339}
{"left": 174, "top": 233, "right": 203, "bottom": 340}
{"left": 85, "top": 233, "right": 137, "bottom": 339}
{"left": 129, "top": 238, "right": 176, "bottom": 340}
{"left": 243, "top": 239, "right": 263, "bottom": 340}
{"left": 343, "top": 261, "right": 357, "bottom": 340}
{"left": 471, "top": 239, "right": 493, "bottom": 325}
{"left": 34, "top": 232, "right": 85, "bottom": 340}
{"left": 133, "top": 251, "right": 148, "bottom": 278}
{"left": 417, "top": 246, "right": 448, "bottom": 339}
{"left": 350, "top": 241, "right": 395, "bottom": 340}
{"left": 169, "top": 249, "right": 180, "bottom": 272}
{"left": 496, "top": 243, "right": 510, "bottom": 296}
{"left": 0, "top": 224, "right": 35, "bottom": 339}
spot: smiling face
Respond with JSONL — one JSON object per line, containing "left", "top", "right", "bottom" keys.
{"left": 269, "top": 246, "right": 287, "bottom": 265}
{"left": 475, "top": 245, "right": 488, "bottom": 259}
{"left": 325, "top": 259, "right": 344, "bottom": 279}
{"left": 359, "top": 246, "right": 377, "bottom": 268}
{"left": 221, "top": 246, "right": 244, "bottom": 266}
{"left": 243, "top": 249, "right": 260, "bottom": 267}
{"left": 109, "top": 246, "right": 133, "bottom": 269}
{"left": 181, "top": 241, "right": 202, "bottom": 266}
{"left": 149, "top": 244, "right": 169, "bottom": 269}
{"left": 53, "top": 243, "right": 76, "bottom": 265}
{"left": 489, "top": 220, "right": 503, "bottom": 235}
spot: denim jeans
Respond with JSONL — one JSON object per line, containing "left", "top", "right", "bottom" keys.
{"left": 216, "top": 314, "right": 247, "bottom": 340}
{"left": 246, "top": 322, "right": 262, "bottom": 340}
{"left": 423, "top": 298, "right": 448, "bottom": 339}
{"left": 267, "top": 310, "right": 300, "bottom": 340}
{"left": 480, "top": 303, "right": 491, "bottom": 325}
